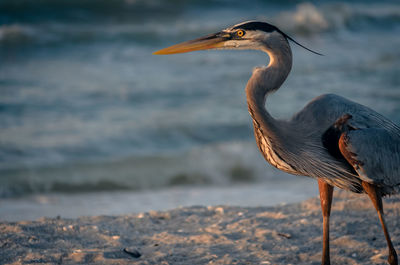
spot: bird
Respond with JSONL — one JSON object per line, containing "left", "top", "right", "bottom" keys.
{"left": 153, "top": 20, "right": 400, "bottom": 265}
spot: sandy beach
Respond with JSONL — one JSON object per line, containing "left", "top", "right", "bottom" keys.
{"left": 2, "top": 1, "right": 400, "bottom": 265}
{"left": 1, "top": 190, "right": 399, "bottom": 265}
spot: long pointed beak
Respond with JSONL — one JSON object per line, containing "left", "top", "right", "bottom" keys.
{"left": 153, "top": 32, "right": 230, "bottom": 55}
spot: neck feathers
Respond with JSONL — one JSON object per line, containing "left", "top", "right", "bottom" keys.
{"left": 245, "top": 33, "right": 297, "bottom": 174}
{"left": 245, "top": 33, "right": 292, "bottom": 124}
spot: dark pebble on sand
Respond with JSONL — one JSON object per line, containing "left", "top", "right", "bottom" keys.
{"left": 123, "top": 247, "right": 142, "bottom": 258}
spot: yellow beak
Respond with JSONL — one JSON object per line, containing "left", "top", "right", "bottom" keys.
{"left": 153, "top": 33, "right": 230, "bottom": 55}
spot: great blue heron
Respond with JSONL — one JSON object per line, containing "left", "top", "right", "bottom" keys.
{"left": 154, "top": 21, "right": 400, "bottom": 265}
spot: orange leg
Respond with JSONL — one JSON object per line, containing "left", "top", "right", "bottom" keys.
{"left": 362, "top": 181, "right": 398, "bottom": 265}
{"left": 318, "top": 179, "right": 334, "bottom": 265}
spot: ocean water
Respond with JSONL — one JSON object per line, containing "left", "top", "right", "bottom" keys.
{"left": 1, "top": 0, "right": 400, "bottom": 198}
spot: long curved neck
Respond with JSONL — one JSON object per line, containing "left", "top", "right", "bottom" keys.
{"left": 245, "top": 36, "right": 297, "bottom": 174}
{"left": 245, "top": 36, "right": 292, "bottom": 136}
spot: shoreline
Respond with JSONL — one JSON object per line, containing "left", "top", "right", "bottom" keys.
{"left": 1, "top": 190, "right": 399, "bottom": 265}
{"left": 0, "top": 179, "right": 318, "bottom": 222}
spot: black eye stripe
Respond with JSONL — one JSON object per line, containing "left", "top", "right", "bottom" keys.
{"left": 232, "top": 21, "right": 277, "bottom": 33}
{"left": 230, "top": 21, "right": 323, "bottom": 55}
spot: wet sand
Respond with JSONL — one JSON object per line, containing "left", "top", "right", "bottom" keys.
{"left": 1, "top": 190, "right": 399, "bottom": 265}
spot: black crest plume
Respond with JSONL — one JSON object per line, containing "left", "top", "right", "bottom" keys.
{"left": 233, "top": 21, "right": 323, "bottom": 56}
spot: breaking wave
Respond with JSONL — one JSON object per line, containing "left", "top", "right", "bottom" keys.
{"left": 0, "top": 141, "right": 292, "bottom": 198}
{"left": 1, "top": 2, "right": 400, "bottom": 46}
{"left": 273, "top": 2, "right": 400, "bottom": 35}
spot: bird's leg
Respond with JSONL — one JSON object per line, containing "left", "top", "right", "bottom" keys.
{"left": 362, "top": 181, "right": 398, "bottom": 265}
{"left": 318, "top": 179, "right": 334, "bottom": 265}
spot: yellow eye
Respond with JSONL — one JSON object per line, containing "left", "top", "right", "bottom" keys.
{"left": 237, "top": 30, "right": 245, "bottom": 37}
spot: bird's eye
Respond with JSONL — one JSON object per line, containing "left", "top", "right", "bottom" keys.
{"left": 236, "top": 30, "right": 245, "bottom": 37}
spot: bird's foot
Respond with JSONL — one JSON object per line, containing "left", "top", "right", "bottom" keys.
{"left": 388, "top": 248, "right": 398, "bottom": 265}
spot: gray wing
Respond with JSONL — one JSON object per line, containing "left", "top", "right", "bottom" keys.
{"left": 339, "top": 127, "right": 400, "bottom": 193}
{"left": 291, "top": 94, "right": 400, "bottom": 135}
{"left": 292, "top": 94, "right": 400, "bottom": 194}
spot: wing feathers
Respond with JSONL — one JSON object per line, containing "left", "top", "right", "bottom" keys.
{"left": 339, "top": 126, "right": 400, "bottom": 193}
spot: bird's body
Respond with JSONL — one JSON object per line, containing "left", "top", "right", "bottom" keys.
{"left": 255, "top": 91, "right": 400, "bottom": 195}
{"left": 292, "top": 93, "right": 400, "bottom": 194}
{"left": 250, "top": 94, "right": 400, "bottom": 191}
{"left": 154, "top": 20, "right": 399, "bottom": 265}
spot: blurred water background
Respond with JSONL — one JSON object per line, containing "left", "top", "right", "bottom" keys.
{"left": 1, "top": 0, "right": 400, "bottom": 220}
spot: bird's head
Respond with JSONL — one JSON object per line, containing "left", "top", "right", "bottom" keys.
{"left": 153, "top": 21, "right": 321, "bottom": 56}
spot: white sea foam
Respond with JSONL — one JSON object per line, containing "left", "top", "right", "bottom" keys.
{"left": 274, "top": 3, "right": 330, "bottom": 34}
{"left": 273, "top": 2, "right": 400, "bottom": 35}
